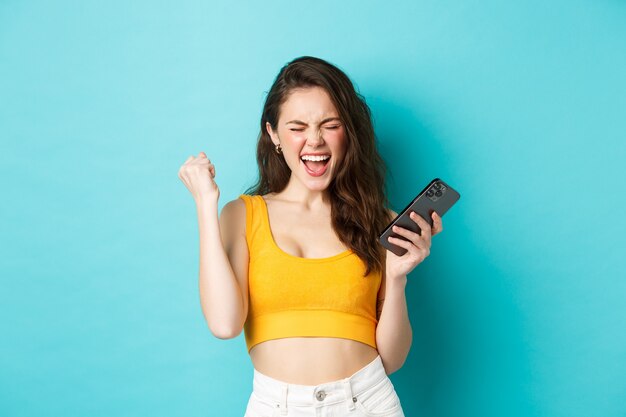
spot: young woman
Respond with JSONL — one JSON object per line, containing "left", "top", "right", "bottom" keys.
{"left": 178, "top": 56, "right": 443, "bottom": 417}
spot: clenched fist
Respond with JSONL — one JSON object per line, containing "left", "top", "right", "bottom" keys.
{"left": 178, "top": 151, "right": 219, "bottom": 203}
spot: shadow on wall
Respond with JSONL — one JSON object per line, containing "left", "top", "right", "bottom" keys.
{"left": 372, "top": 98, "right": 537, "bottom": 417}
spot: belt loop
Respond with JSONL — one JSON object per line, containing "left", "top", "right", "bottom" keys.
{"left": 342, "top": 378, "right": 356, "bottom": 411}
{"left": 279, "top": 384, "right": 288, "bottom": 415}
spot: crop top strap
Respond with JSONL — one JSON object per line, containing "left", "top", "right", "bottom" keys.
{"left": 238, "top": 194, "right": 265, "bottom": 252}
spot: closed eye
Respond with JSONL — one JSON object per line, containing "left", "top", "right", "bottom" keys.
{"left": 291, "top": 125, "right": 340, "bottom": 132}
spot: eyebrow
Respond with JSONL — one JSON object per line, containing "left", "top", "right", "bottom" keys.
{"left": 285, "top": 117, "right": 342, "bottom": 125}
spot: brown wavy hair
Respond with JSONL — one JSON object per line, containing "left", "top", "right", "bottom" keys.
{"left": 244, "top": 56, "right": 392, "bottom": 277}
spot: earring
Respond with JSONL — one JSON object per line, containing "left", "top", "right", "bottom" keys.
{"left": 275, "top": 143, "right": 282, "bottom": 154}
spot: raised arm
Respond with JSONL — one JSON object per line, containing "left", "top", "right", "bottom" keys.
{"left": 195, "top": 197, "right": 249, "bottom": 339}
{"left": 178, "top": 152, "right": 249, "bottom": 339}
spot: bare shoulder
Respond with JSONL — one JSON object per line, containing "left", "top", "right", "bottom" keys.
{"left": 221, "top": 196, "right": 246, "bottom": 212}
{"left": 219, "top": 198, "right": 246, "bottom": 233}
{"left": 218, "top": 197, "right": 250, "bottom": 319}
{"left": 377, "top": 207, "right": 397, "bottom": 313}
{"left": 377, "top": 207, "right": 392, "bottom": 320}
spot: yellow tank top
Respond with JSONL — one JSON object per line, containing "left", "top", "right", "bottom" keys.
{"left": 239, "top": 194, "right": 382, "bottom": 353}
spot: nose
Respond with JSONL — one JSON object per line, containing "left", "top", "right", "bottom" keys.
{"left": 306, "top": 129, "right": 325, "bottom": 147}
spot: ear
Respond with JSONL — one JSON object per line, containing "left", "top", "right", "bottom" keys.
{"left": 266, "top": 122, "right": 279, "bottom": 146}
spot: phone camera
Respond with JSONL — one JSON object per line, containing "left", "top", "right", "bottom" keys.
{"left": 427, "top": 181, "right": 447, "bottom": 202}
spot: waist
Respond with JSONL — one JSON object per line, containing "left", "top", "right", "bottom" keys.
{"left": 250, "top": 337, "right": 379, "bottom": 385}
{"left": 251, "top": 354, "right": 387, "bottom": 406}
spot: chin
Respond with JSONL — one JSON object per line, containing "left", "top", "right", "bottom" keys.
{"left": 304, "top": 180, "right": 331, "bottom": 191}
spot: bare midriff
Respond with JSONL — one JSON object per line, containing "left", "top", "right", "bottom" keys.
{"left": 249, "top": 337, "right": 380, "bottom": 385}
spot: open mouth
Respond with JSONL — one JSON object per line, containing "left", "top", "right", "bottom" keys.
{"left": 300, "top": 154, "right": 331, "bottom": 177}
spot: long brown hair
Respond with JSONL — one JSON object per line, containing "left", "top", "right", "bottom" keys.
{"left": 244, "top": 56, "right": 392, "bottom": 277}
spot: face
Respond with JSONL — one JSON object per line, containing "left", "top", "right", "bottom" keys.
{"left": 266, "top": 86, "right": 347, "bottom": 191}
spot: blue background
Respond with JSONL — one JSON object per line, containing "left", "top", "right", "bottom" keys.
{"left": 1, "top": 1, "right": 625, "bottom": 416}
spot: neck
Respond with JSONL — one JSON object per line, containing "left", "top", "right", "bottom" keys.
{"left": 277, "top": 175, "right": 332, "bottom": 211}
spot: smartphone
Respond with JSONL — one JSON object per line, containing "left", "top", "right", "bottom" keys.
{"left": 379, "top": 178, "right": 460, "bottom": 256}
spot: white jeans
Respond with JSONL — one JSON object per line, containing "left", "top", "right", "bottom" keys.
{"left": 244, "top": 354, "right": 405, "bottom": 417}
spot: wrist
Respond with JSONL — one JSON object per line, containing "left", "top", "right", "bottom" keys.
{"left": 385, "top": 271, "right": 408, "bottom": 289}
{"left": 195, "top": 197, "right": 219, "bottom": 214}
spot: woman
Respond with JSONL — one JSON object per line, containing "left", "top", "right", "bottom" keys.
{"left": 178, "top": 56, "right": 443, "bottom": 417}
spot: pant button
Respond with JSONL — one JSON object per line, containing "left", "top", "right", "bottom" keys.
{"left": 316, "top": 390, "right": 326, "bottom": 401}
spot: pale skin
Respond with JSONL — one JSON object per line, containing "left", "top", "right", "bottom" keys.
{"left": 178, "top": 86, "right": 443, "bottom": 384}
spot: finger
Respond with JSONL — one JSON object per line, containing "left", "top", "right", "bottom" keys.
{"left": 391, "top": 225, "right": 422, "bottom": 245}
{"left": 194, "top": 158, "right": 210, "bottom": 166}
{"left": 392, "top": 226, "right": 430, "bottom": 252}
{"left": 387, "top": 236, "right": 418, "bottom": 254}
{"left": 184, "top": 155, "right": 194, "bottom": 164}
{"left": 410, "top": 211, "right": 432, "bottom": 238}
{"left": 389, "top": 236, "right": 430, "bottom": 260}
{"left": 431, "top": 211, "right": 443, "bottom": 235}
{"left": 198, "top": 151, "right": 207, "bottom": 158}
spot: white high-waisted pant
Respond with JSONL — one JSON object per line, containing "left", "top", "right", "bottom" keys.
{"left": 244, "top": 354, "right": 405, "bottom": 417}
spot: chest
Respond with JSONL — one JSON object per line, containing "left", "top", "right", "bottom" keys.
{"left": 266, "top": 205, "right": 348, "bottom": 259}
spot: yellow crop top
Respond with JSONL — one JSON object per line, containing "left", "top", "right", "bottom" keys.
{"left": 239, "top": 194, "right": 382, "bottom": 353}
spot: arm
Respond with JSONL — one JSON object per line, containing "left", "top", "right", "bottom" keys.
{"left": 196, "top": 197, "right": 249, "bottom": 339}
{"left": 376, "top": 206, "right": 443, "bottom": 374}
{"left": 375, "top": 210, "right": 412, "bottom": 375}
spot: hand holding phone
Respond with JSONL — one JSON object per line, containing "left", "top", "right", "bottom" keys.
{"left": 379, "top": 178, "right": 460, "bottom": 256}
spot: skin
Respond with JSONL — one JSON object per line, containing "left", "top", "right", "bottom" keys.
{"left": 179, "top": 86, "right": 443, "bottom": 384}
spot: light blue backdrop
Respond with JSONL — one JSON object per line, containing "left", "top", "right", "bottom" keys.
{"left": 1, "top": 1, "right": 625, "bottom": 416}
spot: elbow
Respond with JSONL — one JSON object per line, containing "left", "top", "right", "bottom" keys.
{"left": 203, "top": 308, "right": 246, "bottom": 340}
{"left": 209, "top": 324, "right": 242, "bottom": 340}
{"left": 385, "top": 358, "right": 407, "bottom": 375}
{"left": 206, "top": 316, "right": 244, "bottom": 340}
{"left": 379, "top": 346, "right": 410, "bottom": 375}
